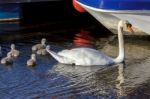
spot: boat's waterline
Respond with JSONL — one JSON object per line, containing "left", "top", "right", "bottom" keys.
{"left": 0, "top": 18, "right": 19, "bottom": 22}
{"left": 76, "top": 1, "right": 150, "bottom": 35}
{"left": 0, "top": 0, "right": 63, "bottom": 4}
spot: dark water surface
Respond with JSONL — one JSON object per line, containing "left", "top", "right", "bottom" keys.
{"left": 0, "top": 20, "right": 150, "bottom": 99}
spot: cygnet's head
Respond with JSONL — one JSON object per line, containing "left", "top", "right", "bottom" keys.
{"left": 118, "top": 20, "right": 134, "bottom": 33}
{"left": 41, "top": 38, "right": 46, "bottom": 45}
{"left": 31, "top": 54, "right": 36, "bottom": 60}
{"left": 11, "top": 44, "right": 15, "bottom": 50}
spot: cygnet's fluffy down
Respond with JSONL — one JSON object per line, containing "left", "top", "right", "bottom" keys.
{"left": 36, "top": 49, "right": 48, "bottom": 55}
{"left": 9, "top": 44, "right": 20, "bottom": 57}
{"left": 32, "top": 38, "right": 46, "bottom": 51}
{"left": 27, "top": 54, "right": 36, "bottom": 66}
{"left": 1, "top": 52, "right": 13, "bottom": 65}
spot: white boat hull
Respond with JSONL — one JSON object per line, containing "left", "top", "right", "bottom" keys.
{"left": 77, "top": 2, "right": 150, "bottom": 35}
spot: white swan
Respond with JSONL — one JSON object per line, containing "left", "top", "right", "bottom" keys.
{"left": 46, "top": 20, "right": 133, "bottom": 66}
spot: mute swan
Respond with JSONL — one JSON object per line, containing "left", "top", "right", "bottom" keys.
{"left": 9, "top": 44, "right": 20, "bottom": 57}
{"left": 32, "top": 38, "right": 46, "bottom": 51}
{"left": 1, "top": 52, "right": 13, "bottom": 65}
{"left": 27, "top": 54, "right": 36, "bottom": 66}
{"left": 46, "top": 20, "right": 133, "bottom": 66}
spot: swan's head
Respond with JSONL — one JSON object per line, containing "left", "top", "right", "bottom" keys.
{"left": 118, "top": 20, "right": 134, "bottom": 33}
{"left": 11, "top": 44, "right": 15, "bottom": 50}
{"left": 31, "top": 54, "right": 36, "bottom": 60}
{"left": 41, "top": 38, "right": 46, "bottom": 45}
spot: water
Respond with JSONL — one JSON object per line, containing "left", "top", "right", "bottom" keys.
{"left": 0, "top": 21, "right": 150, "bottom": 98}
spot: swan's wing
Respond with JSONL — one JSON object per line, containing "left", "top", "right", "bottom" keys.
{"left": 81, "top": 48, "right": 114, "bottom": 65}
{"left": 58, "top": 49, "right": 82, "bottom": 60}
{"left": 58, "top": 48, "right": 113, "bottom": 65}
{"left": 58, "top": 48, "right": 107, "bottom": 59}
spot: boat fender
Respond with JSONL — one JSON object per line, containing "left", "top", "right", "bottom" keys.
{"left": 72, "top": 0, "right": 86, "bottom": 13}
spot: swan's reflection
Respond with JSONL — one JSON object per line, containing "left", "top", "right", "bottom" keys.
{"left": 116, "top": 63, "right": 125, "bottom": 98}
{"left": 98, "top": 36, "right": 150, "bottom": 98}
{"left": 51, "top": 63, "right": 105, "bottom": 76}
{"left": 48, "top": 63, "right": 121, "bottom": 97}
{"left": 115, "top": 58, "right": 150, "bottom": 98}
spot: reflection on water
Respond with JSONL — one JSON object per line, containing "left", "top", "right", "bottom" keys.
{"left": 0, "top": 26, "right": 149, "bottom": 98}
{"left": 0, "top": 22, "right": 20, "bottom": 34}
{"left": 116, "top": 63, "right": 125, "bottom": 98}
{"left": 97, "top": 36, "right": 150, "bottom": 98}
{"left": 73, "top": 30, "right": 94, "bottom": 48}
{"left": 49, "top": 63, "right": 118, "bottom": 98}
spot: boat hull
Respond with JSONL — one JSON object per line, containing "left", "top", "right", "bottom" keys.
{"left": 76, "top": 1, "right": 150, "bottom": 35}
{"left": 0, "top": 0, "right": 63, "bottom": 22}
{"left": 0, "top": 3, "right": 20, "bottom": 22}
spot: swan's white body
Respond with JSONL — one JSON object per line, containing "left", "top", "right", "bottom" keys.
{"left": 46, "top": 20, "right": 128, "bottom": 66}
{"left": 59, "top": 48, "right": 114, "bottom": 65}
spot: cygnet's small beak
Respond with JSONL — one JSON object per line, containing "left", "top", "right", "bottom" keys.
{"left": 127, "top": 24, "right": 134, "bottom": 33}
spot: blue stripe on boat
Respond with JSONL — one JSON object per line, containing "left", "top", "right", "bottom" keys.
{"left": 0, "top": 3, "right": 20, "bottom": 19}
{"left": 77, "top": 0, "right": 150, "bottom": 10}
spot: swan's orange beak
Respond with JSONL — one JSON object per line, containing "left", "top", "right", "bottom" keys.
{"left": 127, "top": 24, "right": 134, "bottom": 33}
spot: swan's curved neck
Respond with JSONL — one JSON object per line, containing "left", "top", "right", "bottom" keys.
{"left": 113, "top": 23, "right": 124, "bottom": 63}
